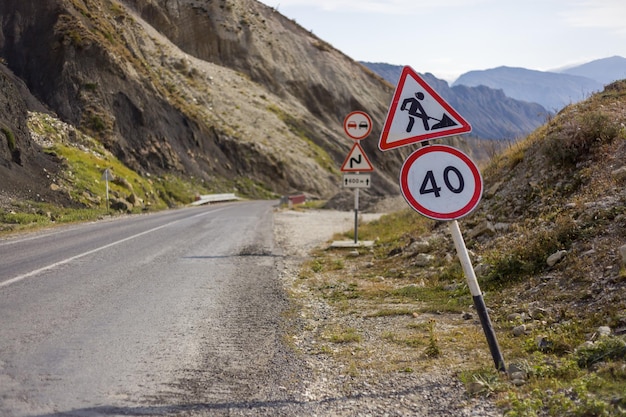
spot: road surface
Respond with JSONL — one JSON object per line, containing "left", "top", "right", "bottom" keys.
{"left": 0, "top": 201, "right": 303, "bottom": 416}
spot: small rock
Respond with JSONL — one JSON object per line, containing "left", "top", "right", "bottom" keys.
{"left": 494, "top": 222, "right": 511, "bottom": 232}
{"left": 507, "top": 313, "right": 522, "bottom": 322}
{"left": 597, "top": 326, "right": 611, "bottom": 337}
{"left": 474, "top": 263, "right": 491, "bottom": 277}
{"left": 486, "top": 181, "right": 503, "bottom": 198}
{"left": 110, "top": 197, "right": 133, "bottom": 213}
{"left": 466, "top": 381, "right": 485, "bottom": 395}
{"left": 511, "top": 377, "right": 526, "bottom": 386}
{"left": 512, "top": 325, "right": 526, "bottom": 337}
{"left": 406, "top": 240, "right": 431, "bottom": 255}
{"left": 413, "top": 253, "right": 434, "bottom": 267}
{"left": 611, "top": 166, "right": 626, "bottom": 182}
{"left": 529, "top": 307, "right": 548, "bottom": 320}
{"left": 508, "top": 363, "right": 526, "bottom": 375}
{"left": 462, "top": 312, "right": 473, "bottom": 320}
{"left": 468, "top": 220, "right": 496, "bottom": 239}
{"left": 536, "top": 335, "right": 552, "bottom": 350}
{"left": 546, "top": 250, "right": 567, "bottom": 267}
{"left": 510, "top": 371, "right": 526, "bottom": 381}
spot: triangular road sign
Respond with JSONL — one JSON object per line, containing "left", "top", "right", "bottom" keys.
{"left": 379, "top": 66, "right": 471, "bottom": 151}
{"left": 340, "top": 142, "right": 374, "bottom": 172}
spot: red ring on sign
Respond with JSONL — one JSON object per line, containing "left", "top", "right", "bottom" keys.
{"left": 343, "top": 111, "right": 373, "bottom": 140}
{"left": 400, "top": 145, "right": 482, "bottom": 220}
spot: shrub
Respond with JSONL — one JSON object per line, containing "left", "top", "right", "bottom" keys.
{"left": 576, "top": 336, "right": 626, "bottom": 368}
{"left": 484, "top": 215, "right": 578, "bottom": 287}
{"left": 541, "top": 111, "right": 623, "bottom": 166}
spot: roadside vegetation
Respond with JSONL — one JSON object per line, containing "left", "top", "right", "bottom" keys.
{"left": 293, "top": 81, "right": 626, "bottom": 416}
{"left": 0, "top": 112, "right": 240, "bottom": 235}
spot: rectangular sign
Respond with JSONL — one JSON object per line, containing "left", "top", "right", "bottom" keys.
{"left": 343, "top": 174, "right": 371, "bottom": 188}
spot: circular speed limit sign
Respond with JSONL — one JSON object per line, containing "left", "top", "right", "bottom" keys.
{"left": 400, "top": 145, "right": 482, "bottom": 220}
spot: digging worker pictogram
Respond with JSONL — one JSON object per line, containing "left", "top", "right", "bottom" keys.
{"left": 401, "top": 92, "right": 430, "bottom": 132}
{"left": 400, "top": 91, "right": 459, "bottom": 133}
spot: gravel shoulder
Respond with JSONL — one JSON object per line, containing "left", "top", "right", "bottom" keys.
{"left": 273, "top": 206, "right": 504, "bottom": 417}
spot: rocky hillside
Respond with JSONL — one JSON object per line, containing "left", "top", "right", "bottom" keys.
{"left": 298, "top": 79, "right": 626, "bottom": 416}
{"left": 397, "top": 78, "right": 626, "bottom": 414}
{"left": 362, "top": 62, "right": 549, "bottom": 141}
{"left": 0, "top": 0, "right": 417, "bottom": 215}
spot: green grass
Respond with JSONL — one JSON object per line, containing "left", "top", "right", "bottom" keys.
{"left": 2, "top": 125, "right": 16, "bottom": 151}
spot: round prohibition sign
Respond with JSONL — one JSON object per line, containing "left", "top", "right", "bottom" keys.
{"left": 343, "top": 111, "right": 373, "bottom": 140}
{"left": 400, "top": 145, "right": 483, "bottom": 220}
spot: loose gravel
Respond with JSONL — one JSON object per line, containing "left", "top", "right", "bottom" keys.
{"left": 272, "top": 207, "right": 504, "bottom": 417}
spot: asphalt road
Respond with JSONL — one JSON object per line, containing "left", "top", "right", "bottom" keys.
{"left": 0, "top": 201, "right": 303, "bottom": 416}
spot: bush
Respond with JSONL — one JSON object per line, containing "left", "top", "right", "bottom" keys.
{"left": 541, "top": 111, "right": 622, "bottom": 166}
{"left": 577, "top": 336, "right": 626, "bottom": 368}
{"left": 483, "top": 215, "right": 578, "bottom": 287}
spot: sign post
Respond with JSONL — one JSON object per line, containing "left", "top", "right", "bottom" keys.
{"left": 449, "top": 219, "right": 506, "bottom": 371}
{"left": 379, "top": 67, "right": 505, "bottom": 372}
{"left": 354, "top": 184, "right": 359, "bottom": 244}
{"left": 102, "top": 168, "right": 112, "bottom": 213}
{"left": 343, "top": 111, "right": 375, "bottom": 244}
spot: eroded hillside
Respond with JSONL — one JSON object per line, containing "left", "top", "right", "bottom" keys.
{"left": 295, "top": 80, "right": 626, "bottom": 415}
{"left": 0, "top": 0, "right": 408, "bottom": 216}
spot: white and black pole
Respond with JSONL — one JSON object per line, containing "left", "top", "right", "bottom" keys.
{"left": 449, "top": 219, "right": 505, "bottom": 372}
{"left": 103, "top": 168, "right": 111, "bottom": 213}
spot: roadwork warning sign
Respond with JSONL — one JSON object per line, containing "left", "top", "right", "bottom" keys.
{"left": 379, "top": 66, "right": 471, "bottom": 151}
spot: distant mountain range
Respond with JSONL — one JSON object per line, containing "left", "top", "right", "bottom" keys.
{"left": 362, "top": 56, "right": 626, "bottom": 140}
{"left": 452, "top": 56, "right": 626, "bottom": 111}
{"left": 361, "top": 62, "right": 549, "bottom": 141}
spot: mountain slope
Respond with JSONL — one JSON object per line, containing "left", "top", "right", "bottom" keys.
{"left": 301, "top": 79, "right": 626, "bottom": 416}
{"left": 559, "top": 55, "right": 626, "bottom": 85}
{"left": 0, "top": 0, "right": 407, "bottom": 210}
{"left": 453, "top": 66, "right": 603, "bottom": 111}
{"left": 362, "top": 62, "right": 549, "bottom": 140}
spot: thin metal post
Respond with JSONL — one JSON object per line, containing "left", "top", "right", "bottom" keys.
{"left": 354, "top": 187, "right": 359, "bottom": 244}
{"left": 105, "top": 173, "right": 110, "bottom": 213}
{"left": 449, "top": 220, "right": 505, "bottom": 372}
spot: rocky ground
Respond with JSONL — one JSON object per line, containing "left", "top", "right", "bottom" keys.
{"left": 272, "top": 205, "right": 504, "bottom": 417}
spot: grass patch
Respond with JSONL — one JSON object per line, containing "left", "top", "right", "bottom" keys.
{"left": 324, "top": 326, "right": 362, "bottom": 344}
{"left": 2, "top": 125, "right": 16, "bottom": 151}
{"left": 482, "top": 214, "right": 579, "bottom": 288}
{"left": 541, "top": 111, "right": 624, "bottom": 167}
{"left": 0, "top": 201, "right": 108, "bottom": 234}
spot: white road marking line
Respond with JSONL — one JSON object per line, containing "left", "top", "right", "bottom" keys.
{"left": 0, "top": 208, "right": 224, "bottom": 289}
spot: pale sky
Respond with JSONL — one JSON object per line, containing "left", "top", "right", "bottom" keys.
{"left": 257, "top": 0, "right": 626, "bottom": 82}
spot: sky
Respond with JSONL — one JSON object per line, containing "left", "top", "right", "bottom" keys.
{"left": 256, "top": 0, "right": 626, "bottom": 83}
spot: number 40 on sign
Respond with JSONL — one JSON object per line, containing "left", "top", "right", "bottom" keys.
{"left": 400, "top": 145, "right": 482, "bottom": 221}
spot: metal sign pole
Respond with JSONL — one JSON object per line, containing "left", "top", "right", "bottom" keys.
{"left": 449, "top": 219, "right": 505, "bottom": 371}
{"left": 104, "top": 169, "right": 110, "bottom": 213}
{"left": 354, "top": 187, "right": 359, "bottom": 244}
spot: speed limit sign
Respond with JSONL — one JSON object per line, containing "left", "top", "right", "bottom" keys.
{"left": 400, "top": 145, "right": 482, "bottom": 220}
